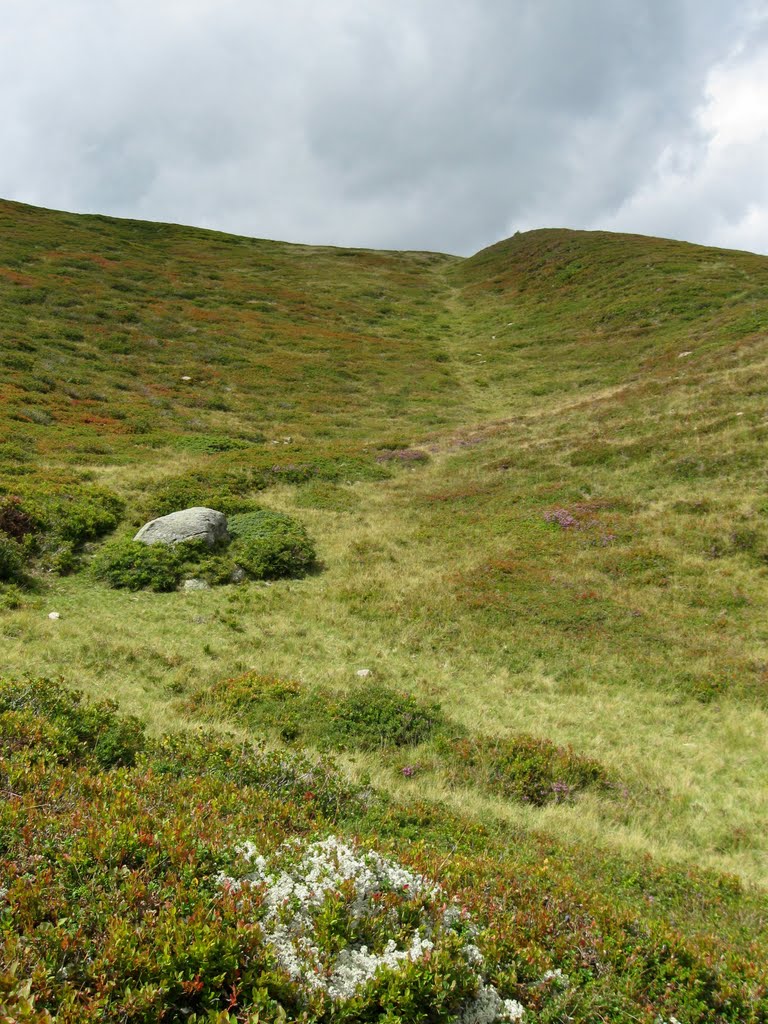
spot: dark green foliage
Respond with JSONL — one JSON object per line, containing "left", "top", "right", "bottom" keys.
{"left": 91, "top": 538, "right": 185, "bottom": 591}
{"left": 0, "top": 534, "right": 24, "bottom": 582}
{"left": 229, "top": 509, "right": 316, "bottom": 580}
{"left": 169, "top": 433, "right": 254, "bottom": 454}
{"left": 327, "top": 684, "right": 444, "bottom": 750}
{"left": 19, "top": 485, "right": 125, "bottom": 544}
{"left": 0, "top": 484, "right": 125, "bottom": 580}
{"left": 441, "top": 733, "right": 611, "bottom": 805}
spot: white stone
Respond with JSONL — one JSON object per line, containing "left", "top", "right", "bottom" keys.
{"left": 356, "top": 668, "right": 372, "bottom": 678}
{"left": 183, "top": 578, "right": 210, "bottom": 591}
{"left": 134, "top": 507, "right": 229, "bottom": 547}
{"left": 48, "top": 611, "right": 61, "bottom": 620}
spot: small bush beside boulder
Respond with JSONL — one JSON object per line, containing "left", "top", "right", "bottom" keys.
{"left": 91, "top": 539, "right": 186, "bottom": 592}
{"left": 229, "top": 509, "right": 316, "bottom": 580}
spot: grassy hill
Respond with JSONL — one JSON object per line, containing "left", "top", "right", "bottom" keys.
{"left": 1, "top": 199, "right": 767, "bottom": 1022}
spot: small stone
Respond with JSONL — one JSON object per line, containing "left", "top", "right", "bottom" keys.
{"left": 356, "top": 668, "right": 372, "bottom": 678}
{"left": 48, "top": 611, "right": 61, "bottom": 620}
{"left": 230, "top": 566, "right": 247, "bottom": 584}
{"left": 678, "top": 350, "right": 693, "bottom": 358}
{"left": 183, "top": 579, "right": 210, "bottom": 591}
{"left": 181, "top": 375, "right": 192, "bottom": 381}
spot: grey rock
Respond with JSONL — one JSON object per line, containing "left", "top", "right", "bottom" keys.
{"left": 183, "top": 578, "right": 210, "bottom": 591}
{"left": 230, "top": 566, "right": 247, "bottom": 584}
{"left": 134, "top": 507, "right": 229, "bottom": 547}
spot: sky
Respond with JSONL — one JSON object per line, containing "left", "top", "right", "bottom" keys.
{"left": 1, "top": 0, "right": 767, "bottom": 256}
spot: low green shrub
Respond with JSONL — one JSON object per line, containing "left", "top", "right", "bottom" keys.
{"left": 170, "top": 433, "right": 253, "bottom": 455}
{"left": 91, "top": 538, "right": 185, "bottom": 591}
{"left": 229, "top": 509, "right": 316, "bottom": 580}
{"left": 327, "top": 684, "right": 444, "bottom": 750}
{"left": 142, "top": 469, "right": 260, "bottom": 519}
{"left": 20, "top": 484, "right": 125, "bottom": 544}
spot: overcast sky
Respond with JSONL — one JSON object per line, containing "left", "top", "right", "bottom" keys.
{"left": 1, "top": 1, "right": 767, "bottom": 255}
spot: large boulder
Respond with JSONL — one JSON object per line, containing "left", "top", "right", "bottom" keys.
{"left": 134, "top": 507, "right": 229, "bottom": 547}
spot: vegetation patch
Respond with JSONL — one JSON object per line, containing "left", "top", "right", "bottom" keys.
{"left": 438, "top": 734, "right": 612, "bottom": 806}
{"left": 0, "top": 483, "right": 124, "bottom": 577}
{"left": 293, "top": 481, "right": 359, "bottom": 513}
{"left": 186, "top": 673, "right": 445, "bottom": 751}
{"left": 91, "top": 509, "right": 316, "bottom": 590}
{"left": 228, "top": 509, "right": 317, "bottom": 580}
{"left": 91, "top": 537, "right": 189, "bottom": 591}
{"left": 1, "top": 678, "right": 766, "bottom": 1023}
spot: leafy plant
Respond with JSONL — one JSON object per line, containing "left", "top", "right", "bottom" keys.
{"left": 440, "top": 733, "right": 610, "bottom": 806}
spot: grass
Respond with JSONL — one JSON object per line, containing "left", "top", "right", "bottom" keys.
{"left": 2, "top": 200, "right": 768, "bottom": 1019}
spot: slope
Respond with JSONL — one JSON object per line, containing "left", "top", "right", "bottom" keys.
{"left": 1, "top": 203, "right": 768, "bottom": 1021}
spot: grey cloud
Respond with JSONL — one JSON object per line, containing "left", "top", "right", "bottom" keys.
{"left": 0, "top": 0, "right": 764, "bottom": 254}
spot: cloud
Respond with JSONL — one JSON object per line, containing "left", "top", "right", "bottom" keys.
{"left": 0, "top": 0, "right": 764, "bottom": 254}
{"left": 597, "top": 18, "right": 768, "bottom": 253}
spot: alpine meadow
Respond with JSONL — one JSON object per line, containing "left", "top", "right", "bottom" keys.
{"left": 1, "top": 196, "right": 767, "bottom": 1023}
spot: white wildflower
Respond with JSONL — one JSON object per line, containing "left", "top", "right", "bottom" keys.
{"left": 460, "top": 983, "right": 525, "bottom": 1023}
{"left": 219, "top": 834, "right": 525, "bottom": 1022}
{"left": 541, "top": 967, "right": 569, "bottom": 988}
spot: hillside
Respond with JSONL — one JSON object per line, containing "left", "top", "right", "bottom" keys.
{"left": 1, "top": 200, "right": 767, "bottom": 1022}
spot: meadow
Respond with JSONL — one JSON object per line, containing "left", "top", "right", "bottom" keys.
{"left": 1, "top": 198, "right": 767, "bottom": 1022}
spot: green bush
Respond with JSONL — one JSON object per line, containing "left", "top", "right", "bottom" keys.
{"left": 143, "top": 469, "right": 260, "bottom": 519}
{"left": 21, "top": 484, "right": 125, "bottom": 544}
{"left": 327, "top": 685, "right": 444, "bottom": 750}
{"left": 0, "top": 534, "right": 25, "bottom": 582}
{"left": 186, "top": 675, "right": 443, "bottom": 751}
{"left": 91, "top": 538, "right": 184, "bottom": 591}
{"left": 229, "top": 509, "right": 316, "bottom": 580}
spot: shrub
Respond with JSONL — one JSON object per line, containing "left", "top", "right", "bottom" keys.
{"left": 229, "top": 509, "right": 316, "bottom": 580}
{"left": 327, "top": 685, "right": 444, "bottom": 750}
{"left": 91, "top": 538, "right": 184, "bottom": 591}
{"left": 142, "top": 469, "right": 260, "bottom": 519}
{"left": 441, "top": 733, "right": 610, "bottom": 806}
{"left": 0, "top": 534, "right": 25, "bottom": 582}
{"left": 0, "top": 677, "right": 146, "bottom": 767}
{"left": 7, "top": 484, "right": 125, "bottom": 549}
{"left": 186, "top": 675, "right": 444, "bottom": 752}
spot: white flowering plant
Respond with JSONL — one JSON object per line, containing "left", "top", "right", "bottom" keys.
{"left": 219, "top": 835, "right": 526, "bottom": 1023}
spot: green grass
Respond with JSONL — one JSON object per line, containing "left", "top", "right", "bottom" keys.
{"left": 2, "top": 200, "right": 768, "bottom": 1020}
